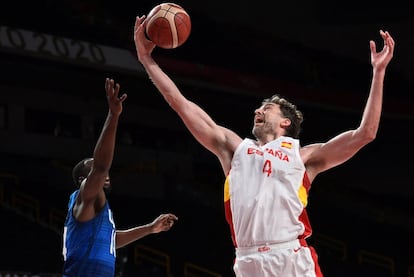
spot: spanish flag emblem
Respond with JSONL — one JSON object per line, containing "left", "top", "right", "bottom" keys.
{"left": 281, "top": 141, "right": 292, "bottom": 149}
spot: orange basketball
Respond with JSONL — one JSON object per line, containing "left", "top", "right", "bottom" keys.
{"left": 145, "top": 3, "right": 191, "bottom": 49}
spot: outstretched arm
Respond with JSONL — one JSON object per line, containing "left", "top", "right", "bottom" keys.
{"left": 116, "top": 213, "right": 178, "bottom": 248}
{"left": 75, "top": 78, "right": 127, "bottom": 221}
{"left": 134, "top": 16, "right": 241, "bottom": 175}
{"left": 303, "top": 30, "right": 395, "bottom": 181}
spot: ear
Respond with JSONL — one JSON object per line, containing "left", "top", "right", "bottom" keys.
{"left": 281, "top": 118, "right": 291, "bottom": 128}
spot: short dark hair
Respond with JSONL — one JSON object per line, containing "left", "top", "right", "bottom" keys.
{"left": 72, "top": 158, "right": 93, "bottom": 186}
{"left": 262, "top": 94, "right": 304, "bottom": 138}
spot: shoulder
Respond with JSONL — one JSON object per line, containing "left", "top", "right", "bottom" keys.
{"left": 300, "top": 142, "right": 324, "bottom": 182}
{"left": 299, "top": 143, "right": 322, "bottom": 163}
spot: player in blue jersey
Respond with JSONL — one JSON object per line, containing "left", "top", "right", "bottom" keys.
{"left": 62, "top": 78, "right": 178, "bottom": 277}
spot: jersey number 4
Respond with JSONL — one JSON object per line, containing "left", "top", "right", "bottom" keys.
{"left": 263, "top": 160, "right": 272, "bottom": 177}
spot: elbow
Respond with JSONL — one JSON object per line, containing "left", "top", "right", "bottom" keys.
{"left": 361, "top": 129, "right": 377, "bottom": 144}
{"left": 364, "top": 134, "right": 376, "bottom": 145}
{"left": 355, "top": 126, "right": 377, "bottom": 145}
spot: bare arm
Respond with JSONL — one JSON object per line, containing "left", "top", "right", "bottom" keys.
{"left": 74, "top": 78, "right": 127, "bottom": 221}
{"left": 134, "top": 16, "right": 241, "bottom": 175}
{"left": 302, "top": 30, "right": 395, "bottom": 182}
{"left": 116, "top": 213, "right": 178, "bottom": 249}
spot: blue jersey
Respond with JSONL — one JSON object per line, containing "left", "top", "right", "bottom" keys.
{"left": 62, "top": 190, "right": 116, "bottom": 277}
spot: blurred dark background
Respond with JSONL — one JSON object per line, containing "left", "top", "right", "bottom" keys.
{"left": 0, "top": 1, "right": 413, "bottom": 276}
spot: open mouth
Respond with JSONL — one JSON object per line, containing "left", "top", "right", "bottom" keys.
{"left": 255, "top": 116, "right": 264, "bottom": 124}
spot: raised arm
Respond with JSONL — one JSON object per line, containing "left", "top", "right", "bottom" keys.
{"left": 134, "top": 16, "right": 241, "bottom": 175}
{"left": 75, "top": 78, "right": 127, "bottom": 220}
{"left": 302, "top": 30, "right": 395, "bottom": 182}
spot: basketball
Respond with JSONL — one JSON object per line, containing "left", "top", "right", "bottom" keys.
{"left": 145, "top": 3, "right": 191, "bottom": 49}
